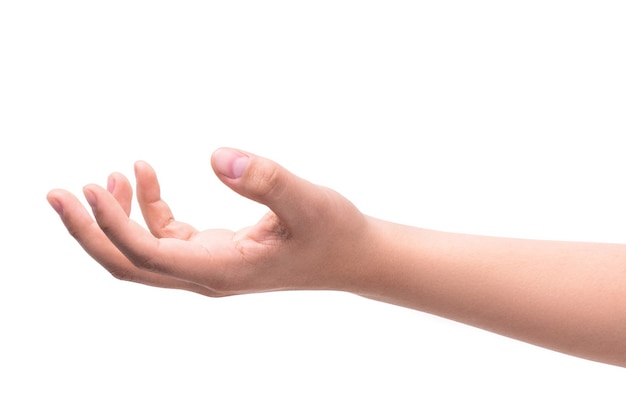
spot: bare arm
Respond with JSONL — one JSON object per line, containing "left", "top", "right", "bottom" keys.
{"left": 47, "top": 148, "right": 626, "bottom": 367}
{"left": 355, "top": 220, "right": 626, "bottom": 367}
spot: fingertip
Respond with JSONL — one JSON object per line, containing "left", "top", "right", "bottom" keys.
{"left": 46, "top": 188, "right": 62, "bottom": 200}
{"left": 83, "top": 184, "right": 98, "bottom": 208}
{"left": 107, "top": 172, "right": 131, "bottom": 190}
{"left": 47, "top": 189, "right": 64, "bottom": 216}
{"left": 134, "top": 160, "right": 158, "bottom": 184}
{"left": 134, "top": 160, "right": 146, "bottom": 169}
{"left": 107, "top": 174, "right": 116, "bottom": 193}
{"left": 212, "top": 148, "right": 249, "bottom": 179}
{"left": 134, "top": 160, "right": 154, "bottom": 173}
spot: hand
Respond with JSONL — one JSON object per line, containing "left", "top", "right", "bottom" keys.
{"left": 47, "top": 148, "right": 370, "bottom": 297}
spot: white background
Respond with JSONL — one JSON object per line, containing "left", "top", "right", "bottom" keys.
{"left": 1, "top": 1, "right": 625, "bottom": 416}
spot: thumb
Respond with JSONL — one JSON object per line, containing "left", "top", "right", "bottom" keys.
{"left": 211, "top": 148, "right": 322, "bottom": 227}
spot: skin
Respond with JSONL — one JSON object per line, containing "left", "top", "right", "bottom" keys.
{"left": 47, "top": 148, "right": 626, "bottom": 368}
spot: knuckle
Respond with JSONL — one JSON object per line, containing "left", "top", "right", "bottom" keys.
{"left": 205, "top": 275, "right": 233, "bottom": 294}
{"left": 108, "top": 267, "right": 138, "bottom": 283}
{"left": 100, "top": 259, "right": 139, "bottom": 283}
{"left": 129, "top": 253, "right": 160, "bottom": 273}
{"left": 122, "top": 240, "right": 163, "bottom": 273}
{"left": 248, "top": 161, "right": 285, "bottom": 200}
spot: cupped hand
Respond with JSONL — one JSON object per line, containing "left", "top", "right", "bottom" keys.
{"left": 47, "top": 148, "right": 370, "bottom": 297}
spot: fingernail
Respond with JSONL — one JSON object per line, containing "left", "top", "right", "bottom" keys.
{"left": 83, "top": 187, "right": 97, "bottom": 208}
{"left": 107, "top": 175, "right": 116, "bottom": 193}
{"left": 49, "top": 198, "right": 63, "bottom": 216}
{"left": 213, "top": 148, "right": 249, "bottom": 179}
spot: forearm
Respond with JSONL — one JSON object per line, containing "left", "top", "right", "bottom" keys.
{"left": 354, "top": 217, "right": 626, "bottom": 367}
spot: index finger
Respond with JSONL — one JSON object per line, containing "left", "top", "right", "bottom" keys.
{"left": 82, "top": 184, "right": 225, "bottom": 284}
{"left": 47, "top": 188, "right": 222, "bottom": 296}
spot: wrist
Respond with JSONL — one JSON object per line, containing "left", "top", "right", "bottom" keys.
{"left": 336, "top": 216, "right": 412, "bottom": 298}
